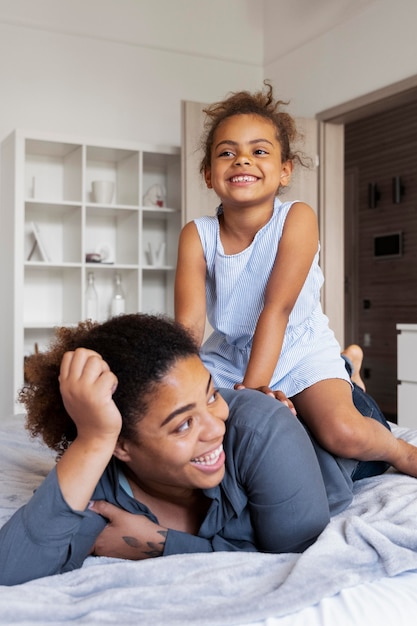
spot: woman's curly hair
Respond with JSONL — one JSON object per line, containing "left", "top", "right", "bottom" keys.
{"left": 19, "top": 314, "right": 199, "bottom": 456}
{"left": 200, "top": 80, "right": 310, "bottom": 191}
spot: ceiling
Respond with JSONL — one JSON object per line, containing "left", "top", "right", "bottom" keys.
{"left": 263, "top": 0, "right": 378, "bottom": 63}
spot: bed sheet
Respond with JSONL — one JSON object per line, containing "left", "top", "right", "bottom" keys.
{"left": 248, "top": 570, "right": 417, "bottom": 626}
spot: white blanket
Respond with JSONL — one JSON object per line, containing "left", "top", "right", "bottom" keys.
{"left": 1, "top": 415, "right": 417, "bottom": 625}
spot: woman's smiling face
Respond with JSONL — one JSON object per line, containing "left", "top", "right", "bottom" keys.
{"left": 115, "top": 354, "right": 229, "bottom": 498}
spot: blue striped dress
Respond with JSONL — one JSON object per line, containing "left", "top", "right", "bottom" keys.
{"left": 194, "top": 198, "right": 349, "bottom": 397}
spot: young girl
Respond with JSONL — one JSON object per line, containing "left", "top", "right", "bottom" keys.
{"left": 174, "top": 82, "right": 417, "bottom": 478}
{"left": 0, "top": 313, "right": 371, "bottom": 586}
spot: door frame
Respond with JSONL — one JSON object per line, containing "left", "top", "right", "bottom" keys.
{"left": 317, "top": 74, "right": 417, "bottom": 347}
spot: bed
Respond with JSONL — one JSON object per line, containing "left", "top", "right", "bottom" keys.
{"left": 1, "top": 413, "right": 417, "bottom": 625}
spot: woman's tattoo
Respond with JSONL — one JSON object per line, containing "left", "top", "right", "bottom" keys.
{"left": 122, "top": 536, "right": 140, "bottom": 548}
{"left": 122, "top": 529, "right": 167, "bottom": 556}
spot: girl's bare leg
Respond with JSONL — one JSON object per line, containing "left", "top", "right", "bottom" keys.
{"left": 293, "top": 378, "right": 417, "bottom": 478}
{"left": 342, "top": 344, "right": 366, "bottom": 391}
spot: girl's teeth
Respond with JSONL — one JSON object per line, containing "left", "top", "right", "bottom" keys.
{"left": 231, "top": 175, "right": 256, "bottom": 182}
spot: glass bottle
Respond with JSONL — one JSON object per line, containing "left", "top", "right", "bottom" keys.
{"left": 111, "top": 272, "right": 125, "bottom": 317}
{"left": 85, "top": 272, "right": 98, "bottom": 320}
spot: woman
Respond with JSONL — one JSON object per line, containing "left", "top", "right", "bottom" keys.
{"left": 0, "top": 314, "right": 385, "bottom": 586}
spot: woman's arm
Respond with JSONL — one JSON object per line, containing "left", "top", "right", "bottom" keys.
{"left": 57, "top": 349, "right": 121, "bottom": 511}
{"left": 242, "top": 202, "right": 319, "bottom": 388}
{"left": 90, "top": 500, "right": 168, "bottom": 559}
{"left": 224, "top": 389, "right": 335, "bottom": 553}
{"left": 0, "top": 349, "right": 122, "bottom": 585}
{"left": 174, "top": 221, "right": 208, "bottom": 346}
{"left": 88, "top": 504, "right": 257, "bottom": 558}
{"left": 0, "top": 467, "right": 108, "bottom": 585}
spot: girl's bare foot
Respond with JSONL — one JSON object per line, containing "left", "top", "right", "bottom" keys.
{"left": 342, "top": 344, "right": 366, "bottom": 392}
{"left": 390, "top": 438, "right": 417, "bottom": 478}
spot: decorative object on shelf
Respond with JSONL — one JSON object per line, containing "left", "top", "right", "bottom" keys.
{"left": 146, "top": 241, "right": 166, "bottom": 267}
{"left": 368, "top": 182, "right": 381, "bottom": 209}
{"left": 92, "top": 180, "right": 115, "bottom": 204}
{"left": 85, "top": 243, "right": 115, "bottom": 264}
{"left": 27, "top": 222, "right": 51, "bottom": 262}
{"left": 110, "top": 272, "right": 125, "bottom": 317}
{"left": 143, "top": 183, "right": 166, "bottom": 207}
{"left": 85, "top": 252, "right": 102, "bottom": 263}
{"left": 95, "top": 242, "right": 114, "bottom": 264}
{"left": 85, "top": 272, "right": 98, "bottom": 321}
{"left": 392, "top": 176, "right": 405, "bottom": 204}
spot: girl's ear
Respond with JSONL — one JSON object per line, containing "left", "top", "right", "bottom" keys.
{"left": 113, "top": 438, "right": 132, "bottom": 463}
{"left": 204, "top": 167, "right": 213, "bottom": 189}
{"left": 280, "top": 161, "right": 293, "bottom": 187}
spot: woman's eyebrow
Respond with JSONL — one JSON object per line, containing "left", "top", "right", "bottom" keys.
{"left": 160, "top": 404, "right": 195, "bottom": 427}
{"left": 160, "top": 374, "right": 213, "bottom": 427}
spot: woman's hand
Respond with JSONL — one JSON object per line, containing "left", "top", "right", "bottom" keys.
{"left": 234, "top": 383, "right": 297, "bottom": 416}
{"left": 59, "top": 348, "right": 121, "bottom": 440}
{"left": 56, "top": 349, "right": 121, "bottom": 511}
{"left": 90, "top": 501, "right": 167, "bottom": 560}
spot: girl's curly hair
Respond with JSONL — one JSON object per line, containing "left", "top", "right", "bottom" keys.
{"left": 19, "top": 314, "right": 199, "bottom": 456}
{"left": 200, "top": 80, "right": 310, "bottom": 191}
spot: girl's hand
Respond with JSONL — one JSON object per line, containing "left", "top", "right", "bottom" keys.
{"left": 90, "top": 501, "right": 167, "bottom": 560}
{"left": 59, "top": 348, "right": 121, "bottom": 440}
{"left": 234, "top": 383, "right": 297, "bottom": 416}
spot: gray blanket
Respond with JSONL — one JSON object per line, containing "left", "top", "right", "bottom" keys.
{"left": 1, "top": 416, "right": 417, "bottom": 625}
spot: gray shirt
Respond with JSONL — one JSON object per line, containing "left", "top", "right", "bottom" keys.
{"left": 0, "top": 389, "right": 357, "bottom": 586}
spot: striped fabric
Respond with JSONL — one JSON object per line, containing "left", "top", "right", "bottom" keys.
{"left": 195, "top": 198, "right": 349, "bottom": 396}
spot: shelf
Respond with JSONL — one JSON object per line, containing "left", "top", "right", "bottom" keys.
{"left": 1, "top": 129, "right": 182, "bottom": 414}
{"left": 24, "top": 265, "right": 81, "bottom": 326}
{"left": 86, "top": 145, "right": 139, "bottom": 206}
{"left": 25, "top": 139, "right": 82, "bottom": 203}
{"left": 83, "top": 268, "right": 139, "bottom": 322}
{"left": 85, "top": 206, "right": 139, "bottom": 265}
{"left": 142, "top": 268, "right": 174, "bottom": 316}
{"left": 25, "top": 203, "right": 82, "bottom": 264}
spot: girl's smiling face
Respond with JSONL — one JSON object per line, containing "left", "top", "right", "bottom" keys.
{"left": 204, "top": 113, "right": 292, "bottom": 211}
{"left": 114, "top": 355, "right": 229, "bottom": 499}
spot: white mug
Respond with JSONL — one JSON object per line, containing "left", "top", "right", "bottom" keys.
{"left": 92, "top": 180, "right": 115, "bottom": 204}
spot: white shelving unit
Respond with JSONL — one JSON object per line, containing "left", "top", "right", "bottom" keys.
{"left": 0, "top": 130, "right": 182, "bottom": 415}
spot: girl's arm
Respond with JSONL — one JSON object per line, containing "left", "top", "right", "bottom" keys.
{"left": 174, "top": 221, "right": 207, "bottom": 346}
{"left": 242, "top": 202, "right": 319, "bottom": 388}
{"left": 57, "top": 349, "right": 121, "bottom": 510}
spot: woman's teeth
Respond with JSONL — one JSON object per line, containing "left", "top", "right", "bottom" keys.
{"left": 191, "top": 444, "right": 223, "bottom": 466}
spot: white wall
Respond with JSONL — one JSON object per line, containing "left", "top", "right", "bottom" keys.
{"left": 264, "top": 0, "right": 417, "bottom": 117}
{"left": 0, "top": 0, "right": 263, "bottom": 146}
{"left": 2, "top": 0, "right": 416, "bottom": 352}
{"left": 0, "top": 0, "right": 265, "bottom": 414}
{"left": 3, "top": 0, "right": 416, "bottom": 168}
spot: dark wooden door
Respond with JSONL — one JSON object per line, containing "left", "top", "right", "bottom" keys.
{"left": 345, "top": 100, "right": 417, "bottom": 420}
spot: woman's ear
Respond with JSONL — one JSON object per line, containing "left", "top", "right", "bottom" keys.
{"left": 113, "top": 438, "right": 132, "bottom": 463}
{"left": 204, "top": 167, "right": 213, "bottom": 189}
